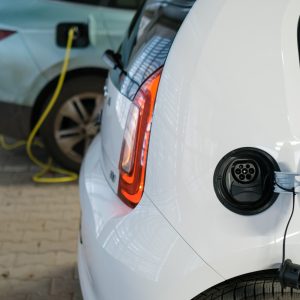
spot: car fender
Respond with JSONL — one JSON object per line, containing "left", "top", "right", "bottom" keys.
{"left": 145, "top": 0, "right": 300, "bottom": 286}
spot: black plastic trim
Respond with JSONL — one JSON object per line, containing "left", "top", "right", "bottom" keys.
{"left": 56, "top": 23, "right": 89, "bottom": 48}
{"left": 297, "top": 18, "right": 300, "bottom": 64}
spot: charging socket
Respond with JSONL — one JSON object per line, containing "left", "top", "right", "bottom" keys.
{"left": 56, "top": 23, "right": 89, "bottom": 48}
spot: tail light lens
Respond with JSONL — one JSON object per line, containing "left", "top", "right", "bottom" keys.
{"left": 0, "top": 30, "right": 16, "bottom": 41}
{"left": 118, "top": 68, "right": 163, "bottom": 207}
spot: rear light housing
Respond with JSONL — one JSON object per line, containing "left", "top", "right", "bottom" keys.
{"left": 118, "top": 68, "right": 163, "bottom": 207}
{"left": 0, "top": 30, "right": 16, "bottom": 41}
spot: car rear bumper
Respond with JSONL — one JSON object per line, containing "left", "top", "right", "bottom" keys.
{"left": 78, "top": 239, "right": 98, "bottom": 300}
{"left": 0, "top": 101, "right": 31, "bottom": 139}
{"left": 78, "top": 134, "right": 223, "bottom": 300}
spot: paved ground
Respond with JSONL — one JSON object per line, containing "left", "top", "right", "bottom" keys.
{"left": 0, "top": 138, "right": 83, "bottom": 300}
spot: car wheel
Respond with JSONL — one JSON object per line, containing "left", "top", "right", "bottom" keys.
{"left": 40, "top": 75, "right": 104, "bottom": 172}
{"left": 194, "top": 270, "right": 300, "bottom": 299}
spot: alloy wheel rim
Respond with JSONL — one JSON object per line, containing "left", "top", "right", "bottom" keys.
{"left": 54, "top": 92, "right": 103, "bottom": 164}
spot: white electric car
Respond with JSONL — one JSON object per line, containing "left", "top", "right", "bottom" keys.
{"left": 79, "top": 0, "right": 300, "bottom": 299}
{"left": 0, "top": 0, "right": 140, "bottom": 171}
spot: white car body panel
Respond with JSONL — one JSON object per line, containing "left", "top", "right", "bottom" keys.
{"left": 0, "top": 33, "right": 42, "bottom": 105}
{"left": 79, "top": 0, "right": 300, "bottom": 298}
{"left": 145, "top": 0, "right": 300, "bottom": 281}
{"left": 79, "top": 134, "right": 223, "bottom": 300}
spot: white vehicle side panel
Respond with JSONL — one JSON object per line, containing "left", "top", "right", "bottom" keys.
{"left": 145, "top": 0, "right": 300, "bottom": 284}
{"left": 0, "top": 33, "right": 42, "bottom": 105}
{"left": 79, "top": 134, "right": 223, "bottom": 300}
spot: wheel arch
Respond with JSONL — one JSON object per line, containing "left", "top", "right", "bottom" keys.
{"left": 30, "top": 67, "right": 108, "bottom": 130}
{"left": 192, "top": 269, "right": 280, "bottom": 299}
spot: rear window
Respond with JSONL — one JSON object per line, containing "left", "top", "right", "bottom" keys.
{"left": 110, "top": 0, "right": 195, "bottom": 100}
{"left": 109, "top": 0, "right": 141, "bottom": 9}
{"left": 52, "top": 0, "right": 141, "bottom": 9}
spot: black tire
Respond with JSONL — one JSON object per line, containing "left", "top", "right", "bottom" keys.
{"left": 40, "top": 75, "right": 105, "bottom": 172}
{"left": 194, "top": 270, "right": 300, "bottom": 300}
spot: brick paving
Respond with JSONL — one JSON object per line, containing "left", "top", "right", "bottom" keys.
{"left": 0, "top": 140, "right": 83, "bottom": 300}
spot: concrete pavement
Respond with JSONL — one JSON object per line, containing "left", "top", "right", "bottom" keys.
{"left": 0, "top": 140, "right": 82, "bottom": 300}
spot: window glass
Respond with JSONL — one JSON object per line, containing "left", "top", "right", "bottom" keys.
{"left": 110, "top": 0, "right": 195, "bottom": 100}
{"left": 52, "top": 0, "right": 142, "bottom": 8}
{"left": 52, "top": 0, "right": 101, "bottom": 5}
{"left": 109, "top": 0, "right": 141, "bottom": 9}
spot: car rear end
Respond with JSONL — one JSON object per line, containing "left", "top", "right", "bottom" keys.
{"left": 78, "top": 1, "right": 223, "bottom": 299}
{"left": 141, "top": 0, "right": 300, "bottom": 293}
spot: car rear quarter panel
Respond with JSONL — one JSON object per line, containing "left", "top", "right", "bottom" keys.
{"left": 79, "top": 134, "right": 223, "bottom": 300}
{"left": 0, "top": 31, "right": 41, "bottom": 105}
{"left": 145, "top": 0, "right": 300, "bottom": 281}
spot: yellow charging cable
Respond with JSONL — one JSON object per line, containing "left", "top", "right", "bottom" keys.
{"left": 26, "top": 27, "right": 78, "bottom": 183}
{"left": 0, "top": 27, "right": 78, "bottom": 183}
{"left": 0, "top": 136, "right": 27, "bottom": 150}
{"left": 0, "top": 136, "right": 43, "bottom": 150}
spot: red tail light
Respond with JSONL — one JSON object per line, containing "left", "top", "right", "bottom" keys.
{"left": 118, "top": 68, "right": 163, "bottom": 207}
{"left": 0, "top": 30, "right": 16, "bottom": 41}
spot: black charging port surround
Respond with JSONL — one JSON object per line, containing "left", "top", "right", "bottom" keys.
{"left": 213, "top": 147, "right": 280, "bottom": 215}
{"left": 56, "top": 23, "right": 89, "bottom": 48}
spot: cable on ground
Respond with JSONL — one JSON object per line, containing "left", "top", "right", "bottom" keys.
{"left": 0, "top": 27, "right": 78, "bottom": 183}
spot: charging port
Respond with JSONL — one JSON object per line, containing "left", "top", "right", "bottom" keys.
{"left": 56, "top": 23, "right": 89, "bottom": 48}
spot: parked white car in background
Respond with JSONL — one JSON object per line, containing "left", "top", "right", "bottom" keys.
{"left": 0, "top": 0, "right": 140, "bottom": 171}
{"left": 79, "top": 0, "right": 300, "bottom": 299}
